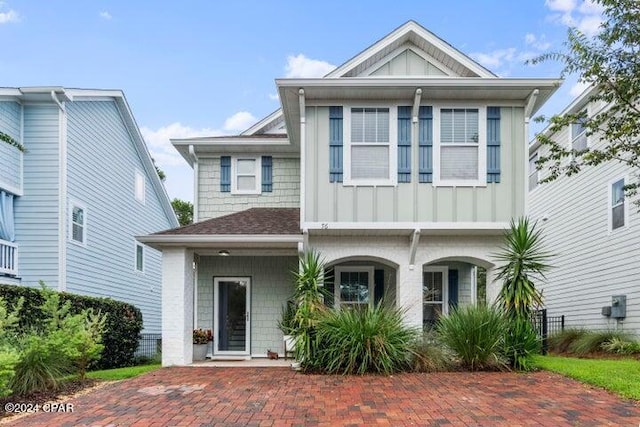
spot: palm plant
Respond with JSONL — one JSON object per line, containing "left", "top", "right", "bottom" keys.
{"left": 291, "top": 251, "right": 329, "bottom": 365}
{"left": 494, "top": 217, "right": 552, "bottom": 320}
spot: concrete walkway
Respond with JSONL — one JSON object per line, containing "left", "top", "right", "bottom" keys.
{"left": 5, "top": 367, "right": 640, "bottom": 426}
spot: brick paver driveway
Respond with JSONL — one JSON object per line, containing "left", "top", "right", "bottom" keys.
{"left": 5, "top": 367, "right": 640, "bottom": 426}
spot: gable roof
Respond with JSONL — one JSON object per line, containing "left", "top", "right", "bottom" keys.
{"left": 0, "top": 87, "right": 178, "bottom": 227}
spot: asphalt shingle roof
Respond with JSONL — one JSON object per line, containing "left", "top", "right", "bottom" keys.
{"left": 153, "top": 208, "right": 300, "bottom": 236}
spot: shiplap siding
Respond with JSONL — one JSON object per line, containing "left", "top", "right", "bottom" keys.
{"left": 198, "top": 157, "right": 300, "bottom": 220}
{"left": 13, "top": 105, "right": 60, "bottom": 287}
{"left": 530, "top": 121, "right": 640, "bottom": 334}
{"left": 65, "top": 101, "right": 173, "bottom": 333}
{"left": 305, "top": 106, "right": 525, "bottom": 223}
{"left": 0, "top": 102, "right": 23, "bottom": 195}
{"left": 196, "top": 256, "right": 297, "bottom": 357}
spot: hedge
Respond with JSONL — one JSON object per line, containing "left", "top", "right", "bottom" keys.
{"left": 0, "top": 284, "right": 143, "bottom": 369}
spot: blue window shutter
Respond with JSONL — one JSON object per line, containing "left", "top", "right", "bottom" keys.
{"left": 261, "top": 156, "right": 273, "bottom": 192}
{"left": 220, "top": 156, "right": 231, "bottom": 192}
{"left": 487, "top": 107, "right": 501, "bottom": 183}
{"left": 374, "top": 269, "right": 385, "bottom": 305}
{"left": 329, "top": 106, "right": 343, "bottom": 183}
{"left": 418, "top": 106, "right": 433, "bottom": 183}
{"left": 397, "top": 106, "right": 412, "bottom": 183}
{"left": 448, "top": 269, "right": 458, "bottom": 310}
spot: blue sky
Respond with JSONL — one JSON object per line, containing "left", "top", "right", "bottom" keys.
{"left": 0, "top": 1, "right": 603, "bottom": 202}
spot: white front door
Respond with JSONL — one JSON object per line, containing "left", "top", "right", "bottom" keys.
{"left": 213, "top": 277, "right": 250, "bottom": 356}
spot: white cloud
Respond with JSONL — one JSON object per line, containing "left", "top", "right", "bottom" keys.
{"left": 471, "top": 48, "right": 516, "bottom": 69}
{"left": 284, "top": 54, "right": 336, "bottom": 78}
{"left": 223, "top": 111, "right": 256, "bottom": 132}
{"left": 545, "top": 0, "right": 577, "bottom": 12}
{"left": 99, "top": 11, "right": 112, "bottom": 20}
{"left": 525, "top": 33, "right": 551, "bottom": 51}
{"left": 0, "top": 4, "right": 19, "bottom": 24}
{"left": 268, "top": 93, "right": 279, "bottom": 101}
{"left": 577, "top": 14, "right": 603, "bottom": 36}
{"left": 141, "top": 122, "right": 219, "bottom": 167}
{"left": 569, "top": 80, "right": 590, "bottom": 97}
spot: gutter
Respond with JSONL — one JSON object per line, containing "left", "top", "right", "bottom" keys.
{"left": 189, "top": 145, "right": 199, "bottom": 223}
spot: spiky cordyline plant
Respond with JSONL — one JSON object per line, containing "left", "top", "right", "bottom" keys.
{"left": 494, "top": 217, "right": 552, "bottom": 320}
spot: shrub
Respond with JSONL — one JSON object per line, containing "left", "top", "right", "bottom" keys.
{"left": 312, "top": 303, "right": 418, "bottom": 375}
{"left": 0, "top": 297, "right": 22, "bottom": 397}
{"left": 437, "top": 305, "right": 507, "bottom": 371}
{"left": 409, "top": 332, "right": 452, "bottom": 372}
{"left": 0, "top": 283, "right": 142, "bottom": 369}
{"left": 502, "top": 318, "right": 541, "bottom": 371}
{"left": 547, "top": 328, "right": 586, "bottom": 353}
{"left": 601, "top": 337, "right": 640, "bottom": 355}
{"left": 569, "top": 330, "right": 633, "bottom": 356}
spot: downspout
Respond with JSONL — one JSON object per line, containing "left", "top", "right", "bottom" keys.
{"left": 298, "top": 89, "right": 306, "bottom": 232}
{"left": 188, "top": 145, "right": 199, "bottom": 223}
{"left": 523, "top": 89, "right": 539, "bottom": 216}
{"left": 52, "top": 90, "right": 68, "bottom": 292}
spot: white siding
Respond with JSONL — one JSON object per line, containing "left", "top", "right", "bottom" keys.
{"left": 198, "top": 157, "right": 300, "bottom": 220}
{"left": 530, "top": 124, "right": 640, "bottom": 334}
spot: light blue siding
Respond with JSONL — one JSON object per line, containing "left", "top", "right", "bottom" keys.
{"left": 65, "top": 101, "right": 173, "bottom": 333}
{"left": 0, "top": 101, "right": 21, "bottom": 141}
{"left": 14, "top": 105, "right": 60, "bottom": 287}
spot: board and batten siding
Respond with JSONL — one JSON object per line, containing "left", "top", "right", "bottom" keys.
{"left": 13, "top": 105, "right": 60, "bottom": 287}
{"left": 196, "top": 256, "right": 297, "bottom": 356}
{"left": 530, "top": 127, "right": 640, "bottom": 334}
{"left": 369, "top": 49, "right": 448, "bottom": 76}
{"left": 304, "top": 106, "right": 525, "bottom": 223}
{"left": 65, "top": 101, "right": 172, "bottom": 333}
{"left": 0, "top": 102, "right": 23, "bottom": 195}
{"left": 197, "top": 157, "right": 300, "bottom": 220}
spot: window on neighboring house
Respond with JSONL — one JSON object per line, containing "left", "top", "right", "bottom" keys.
{"left": 135, "top": 170, "right": 145, "bottom": 204}
{"left": 70, "top": 203, "right": 86, "bottom": 245}
{"left": 611, "top": 178, "right": 625, "bottom": 230}
{"left": 334, "top": 266, "right": 374, "bottom": 309}
{"left": 529, "top": 153, "right": 539, "bottom": 191}
{"left": 571, "top": 116, "right": 588, "bottom": 151}
{"left": 345, "top": 107, "right": 396, "bottom": 185}
{"left": 436, "top": 108, "right": 485, "bottom": 185}
{"left": 231, "top": 157, "right": 262, "bottom": 194}
{"left": 135, "top": 242, "right": 144, "bottom": 272}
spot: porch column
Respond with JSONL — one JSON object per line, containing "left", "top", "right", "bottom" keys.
{"left": 161, "top": 248, "right": 195, "bottom": 366}
{"left": 397, "top": 265, "right": 423, "bottom": 328}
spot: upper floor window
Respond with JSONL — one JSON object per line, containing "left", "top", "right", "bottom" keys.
{"left": 135, "top": 242, "right": 145, "bottom": 272}
{"left": 610, "top": 178, "right": 625, "bottom": 231}
{"left": 529, "top": 153, "right": 539, "bottom": 191}
{"left": 70, "top": 202, "right": 86, "bottom": 245}
{"left": 135, "top": 170, "right": 145, "bottom": 204}
{"left": 231, "top": 157, "right": 262, "bottom": 194}
{"left": 344, "top": 107, "right": 397, "bottom": 186}
{"left": 435, "top": 107, "right": 486, "bottom": 186}
{"left": 571, "top": 115, "right": 588, "bottom": 151}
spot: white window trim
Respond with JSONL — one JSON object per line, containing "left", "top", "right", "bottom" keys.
{"left": 231, "top": 156, "right": 262, "bottom": 195}
{"left": 608, "top": 176, "right": 628, "bottom": 233}
{"left": 423, "top": 266, "right": 449, "bottom": 317}
{"left": 135, "top": 170, "right": 146, "bottom": 205}
{"left": 68, "top": 200, "right": 87, "bottom": 247}
{"left": 334, "top": 266, "right": 375, "bottom": 309}
{"left": 569, "top": 107, "right": 590, "bottom": 151}
{"left": 528, "top": 152, "right": 539, "bottom": 192}
{"left": 433, "top": 105, "right": 487, "bottom": 187}
{"left": 343, "top": 104, "right": 398, "bottom": 187}
{"left": 135, "top": 241, "right": 145, "bottom": 273}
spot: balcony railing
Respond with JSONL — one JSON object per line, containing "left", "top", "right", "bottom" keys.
{"left": 0, "top": 239, "right": 17, "bottom": 276}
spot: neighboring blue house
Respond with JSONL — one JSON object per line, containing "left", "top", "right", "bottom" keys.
{"left": 0, "top": 87, "right": 178, "bottom": 333}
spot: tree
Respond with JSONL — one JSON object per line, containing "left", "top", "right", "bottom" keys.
{"left": 530, "top": 0, "right": 640, "bottom": 203}
{"left": 171, "top": 198, "right": 193, "bottom": 226}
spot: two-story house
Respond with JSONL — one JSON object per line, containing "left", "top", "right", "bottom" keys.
{"left": 0, "top": 87, "right": 178, "bottom": 334}
{"left": 139, "top": 21, "right": 560, "bottom": 366}
{"left": 529, "top": 86, "right": 639, "bottom": 334}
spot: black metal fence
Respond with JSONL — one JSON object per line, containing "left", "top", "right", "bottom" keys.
{"left": 136, "top": 333, "right": 162, "bottom": 359}
{"left": 531, "top": 309, "right": 565, "bottom": 354}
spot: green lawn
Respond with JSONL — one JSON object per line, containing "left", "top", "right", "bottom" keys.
{"left": 86, "top": 364, "right": 161, "bottom": 381}
{"left": 533, "top": 355, "right": 640, "bottom": 400}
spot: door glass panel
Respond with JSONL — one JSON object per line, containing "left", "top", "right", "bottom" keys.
{"left": 340, "top": 271, "right": 369, "bottom": 308}
{"left": 217, "top": 280, "right": 247, "bottom": 352}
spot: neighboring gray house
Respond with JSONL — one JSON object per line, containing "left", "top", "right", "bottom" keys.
{"left": 529, "top": 87, "right": 639, "bottom": 334}
{"left": 139, "top": 21, "right": 560, "bottom": 366}
{"left": 0, "top": 87, "right": 178, "bottom": 333}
